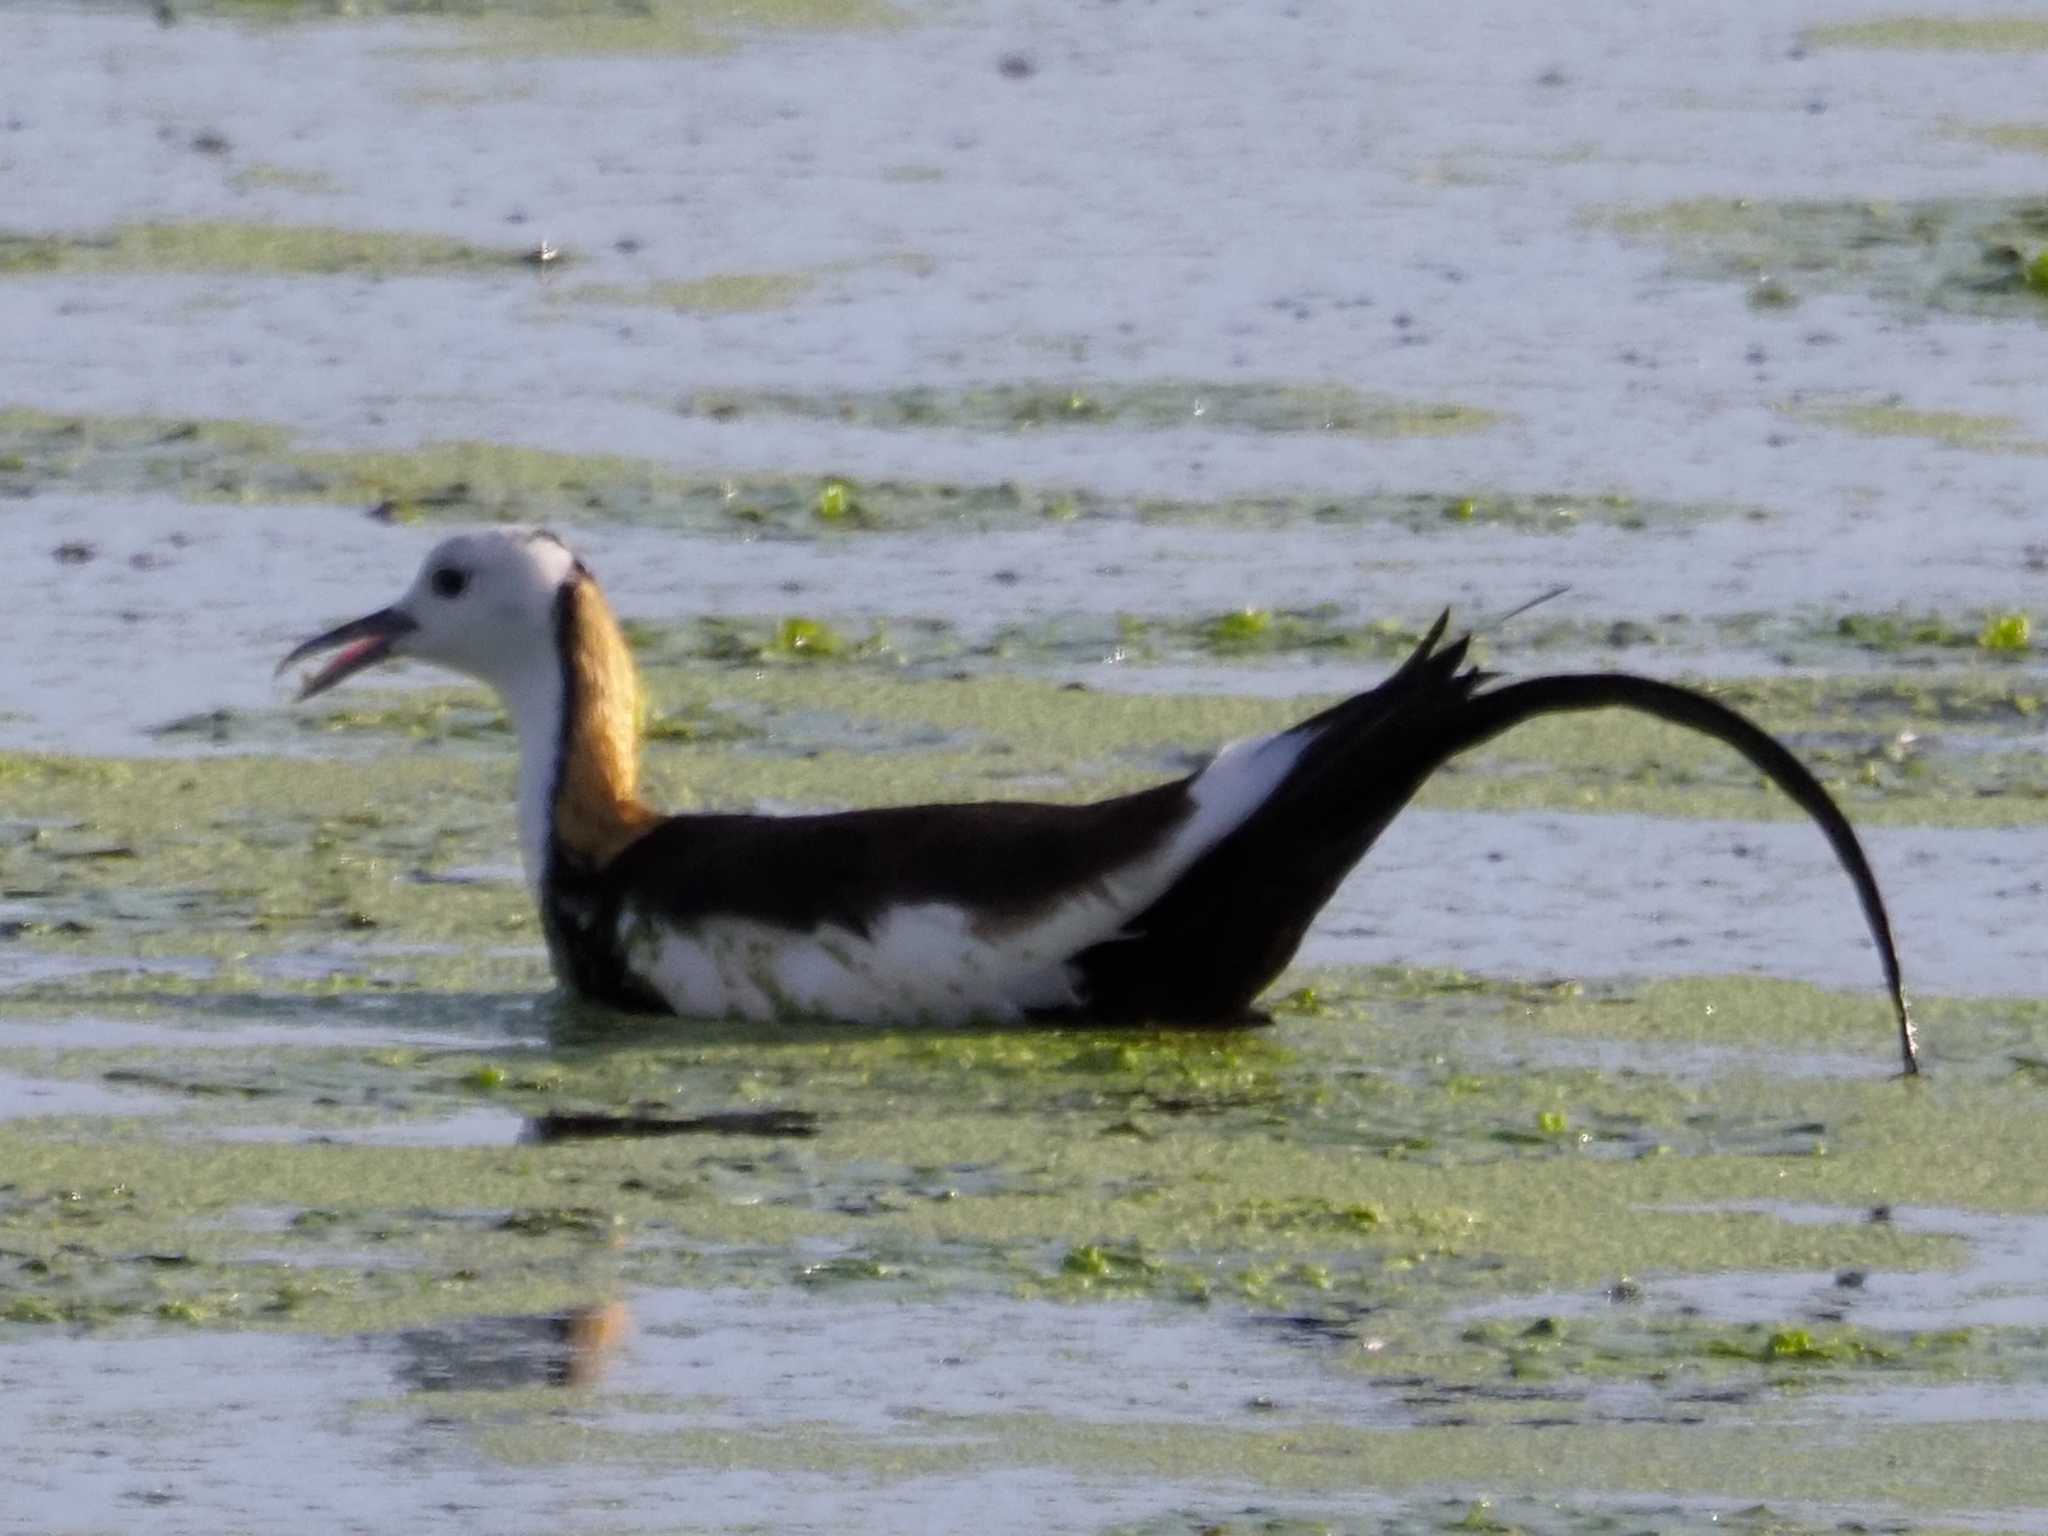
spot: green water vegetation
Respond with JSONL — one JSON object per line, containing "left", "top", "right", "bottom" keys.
{"left": 0, "top": 405, "right": 1741, "bottom": 535}
{"left": 179, "top": 0, "right": 901, "bottom": 55}
{"left": 1958, "top": 122, "right": 2048, "bottom": 157}
{"left": 227, "top": 165, "right": 344, "bottom": 197}
{"left": 679, "top": 381, "right": 1504, "bottom": 438}
{"left": 563, "top": 271, "right": 818, "bottom": 314}
{"left": 1602, "top": 194, "right": 2048, "bottom": 322}
{"left": 0, "top": 221, "right": 529, "bottom": 277}
{"left": 1828, "top": 607, "right": 2034, "bottom": 655}
{"left": 468, "top": 1412, "right": 2048, "bottom": 1519}
{"left": 1806, "top": 15, "right": 2048, "bottom": 52}
{"left": 1106, "top": 1497, "right": 1988, "bottom": 1536}
{"left": 1787, "top": 398, "right": 2047, "bottom": 453}
{"left": 612, "top": 602, "right": 2048, "bottom": 680}
{"left": 0, "top": 964, "right": 2015, "bottom": 1332}
{"left": 14, "top": 947, "right": 2048, "bottom": 1525}
{"left": 1982, "top": 612, "right": 2033, "bottom": 651}
{"left": 620, "top": 606, "right": 1436, "bottom": 673}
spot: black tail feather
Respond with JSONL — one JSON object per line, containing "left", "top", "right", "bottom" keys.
{"left": 1072, "top": 623, "right": 1918, "bottom": 1074}
{"left": 1441, "top": 672, "right": 1915, "bottom": 1074}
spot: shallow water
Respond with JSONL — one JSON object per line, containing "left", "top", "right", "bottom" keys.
{"left": 6, "top": 0, "right": 2048, "bottom": 1530}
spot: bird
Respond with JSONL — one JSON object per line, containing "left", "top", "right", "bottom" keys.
{"left": 280, "top": 528, "right": 1917, "bottom": 1072}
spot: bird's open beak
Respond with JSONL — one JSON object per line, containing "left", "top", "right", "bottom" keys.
{"left": 277, "top": 606, "right": 419, "bottom": 700}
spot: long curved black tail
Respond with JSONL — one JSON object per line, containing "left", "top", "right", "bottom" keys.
{"left": 1442, "top": 671, "right": 1915, "bottom": 1073}
{"left": 1074, "top": 616, "right": 1918, "bottom": 1074}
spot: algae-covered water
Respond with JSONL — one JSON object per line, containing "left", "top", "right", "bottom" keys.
{"left": 7, "top": 0, "right": 2048, "bottom": 1531}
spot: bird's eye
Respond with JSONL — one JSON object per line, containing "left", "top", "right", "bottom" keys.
{"left": 431, "top": 567, "right": 469, "bottom": 599}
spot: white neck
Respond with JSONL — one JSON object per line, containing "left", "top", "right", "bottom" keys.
{"left": 498, "top": 658, "right": 567, "bottom": 892}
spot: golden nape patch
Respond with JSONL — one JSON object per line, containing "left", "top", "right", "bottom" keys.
{"left": 552, "top": 576, "right": 660, "bottom": 868}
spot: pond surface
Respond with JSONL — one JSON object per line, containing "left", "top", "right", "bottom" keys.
{"left": 5, "top": 0, "right": 2048, "bottom": 1531}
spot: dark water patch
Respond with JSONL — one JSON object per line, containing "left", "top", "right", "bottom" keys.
{"left": 394, "top": 1300, "right": 630, "bottom": 1391}
{"left": 529, "top": 1107, "right": 819, "bottom": 1142}
{"left": 1604, "top": 195, "right": 2048, "bottom": 323}
{"left": 680, "top": 380, "right": 1502, "bottom": 438}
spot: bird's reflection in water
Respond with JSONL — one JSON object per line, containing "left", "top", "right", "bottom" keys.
{"left": 389, "top": 1110, "right": 819, "bottom": 1396}
{"left": 396, "top": 1300, "right": 631, "bottom": 1392}
{"left": 521, "top": 1107, "right": 817, "bottom": 1143}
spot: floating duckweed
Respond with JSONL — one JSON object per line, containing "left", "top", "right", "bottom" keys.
{"left": 1537, "top": 1110, "right": 1571, "bottom": 1137}
{"left": 815, "top": 479, "right": 854, "bottom": 522}
{"left": 1834, "top": 612, "right": 1976, "bottom": 651}
{"left": 1808, "top": 17, "right": 2048, "bottom": 52}
{"left": 496, "top": 1207, "right": 619, "bottom": 1240}
{"left": 1446, "top": 497, "right": 1479, "bottom": 521}
{"left": 1273, "top": 986, "right": 1328, "bottom": 1016}
{"left": 1748, "top": 275, "right": 1800, "bottom": 309}
{"left": 463, "top": 1064, "right": 507, "bottom": 1092}
{"left": 797, "top": 1254, "right": 893, "bottom": 1286}
{"left": 1766, "top": 1327, "right": 1830, "bottom": 1361}
{"left": 1059, "top": 1242, "right": 1159, "bottom": 1282}
{"left": 571, "top": 272, "right": 816, "bottom": 313}
{"left": 1015, "top": 390, "right": 1102, "bottom": 424}
{"left": 772, "top": 617, "right": 848, "bottom": 658}
{"left": 1980, "top": 613, "right": 2033, "bottom": 651}
{"left": 677, "top": 380, "right": 1499, "bottom": 437}
{"left": 0, "top": 406, "right": 1742, "bottom": 536}
{"left": 1236, "top": 1197, "right": 1384, "bottom": 1234}
{"left": 2028, "top": 252, "right": 2048, "bottom": 293}
{"left": 1203, "top": 608, "right": 1275, "bottom": 648}
{"left": 1704, "top": 1325, "right": 1893, "bottom": 1365}
{"left": 1609, "top": 194, "right": 2048, "bottom": 322}
{"left": 0, "top": 220, "right": 519, "bottom": 277}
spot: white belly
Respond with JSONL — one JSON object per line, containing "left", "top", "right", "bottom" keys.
{"left": 616, "top": 901, "right": 1086, "bottom": 1024}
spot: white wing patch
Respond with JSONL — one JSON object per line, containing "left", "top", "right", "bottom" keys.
{"left": 618, "top": 727, "right": 1310, "bottom": 1024}
{"left": 620, "top": 903, "right": 1071, "bottom": 1025}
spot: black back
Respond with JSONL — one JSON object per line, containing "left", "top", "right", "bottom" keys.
{"left": 541, "top": 784, "right": 1197, "bottom": 1014}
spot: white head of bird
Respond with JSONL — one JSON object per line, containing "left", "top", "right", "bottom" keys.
{"left": 280, "top": 528, "right": 652, "bottom": 887}
{"left": 282, "top": 529, "right": 579, "bottom": 702}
